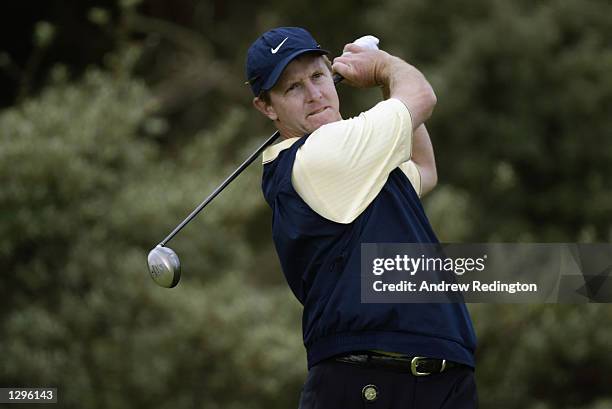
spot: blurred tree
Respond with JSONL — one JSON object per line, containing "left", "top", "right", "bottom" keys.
{"left": 470, "top": 304, "right": 612, "bottom": 409}
{"left": 368, "top": 0, "right": 612, "bottom": 242}
{"left": 0, "top": 49, "right": 305, "bottom": 408}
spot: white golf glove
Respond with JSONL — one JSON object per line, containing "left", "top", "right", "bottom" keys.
{"left": 352, "top": 35, "right": 380, "bottom": 51}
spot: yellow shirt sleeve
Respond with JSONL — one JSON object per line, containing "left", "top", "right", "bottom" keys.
{"left": 399, "top": 160, "right": 421, "bottom": 197}
{"left": 292, "top": 98, "right": 417, "bottom": 224}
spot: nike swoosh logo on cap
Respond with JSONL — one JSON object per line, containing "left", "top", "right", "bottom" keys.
{"left": 271, "top": 37, "right": 288, "bottom": 54}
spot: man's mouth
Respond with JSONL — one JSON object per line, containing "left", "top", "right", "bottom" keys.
{"left": 308, "top": 106, "right": 328, "bottom": 117}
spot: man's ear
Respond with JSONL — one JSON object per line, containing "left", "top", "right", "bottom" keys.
{"left": 253, "top": 97, "right": 278, "bottom": 121}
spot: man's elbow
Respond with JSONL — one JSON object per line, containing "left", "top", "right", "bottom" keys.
{"left": 424, "top": 87, "right": 437, "bottom": 121}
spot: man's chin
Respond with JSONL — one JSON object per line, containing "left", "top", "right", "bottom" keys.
{"left": 307, "top": 110, "right": 340, "bottom": 131}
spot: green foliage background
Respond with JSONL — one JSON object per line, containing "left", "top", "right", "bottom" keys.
{"left": 1, "top": 0, "right": 611, "bottom": 408}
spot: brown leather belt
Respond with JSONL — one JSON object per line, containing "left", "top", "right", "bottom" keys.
{"left": 334, "top": 352, "right": 464, "bottom": 376}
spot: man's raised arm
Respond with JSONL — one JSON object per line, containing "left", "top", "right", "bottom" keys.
{"left": 333, "top": 45, "right": 438, "bottom": 195}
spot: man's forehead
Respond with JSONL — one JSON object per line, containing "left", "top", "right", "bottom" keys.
{"left": 277, "top": 54, "right": 326, "bottom": 85}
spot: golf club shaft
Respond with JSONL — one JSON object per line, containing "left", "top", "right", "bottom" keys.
{"left": 158, "top": 74, "right": 344, "bottom": 247}
{"left": 159, "top": 130, "right": 279, "bottom": 246}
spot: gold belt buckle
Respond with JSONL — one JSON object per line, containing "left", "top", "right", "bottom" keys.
{"left": 410, "top": 357, "right": 446, "bottom": 376}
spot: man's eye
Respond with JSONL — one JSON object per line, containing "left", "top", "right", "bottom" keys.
{"left": 286, "top": 83, "right": 299, "bottom": 93}
{"left": 312, "top": 72, "right": 323, "bottom": 79}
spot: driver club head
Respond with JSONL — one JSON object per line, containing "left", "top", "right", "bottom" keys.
{"left": 148, "top": 245, "right": 181, "bottom": 288}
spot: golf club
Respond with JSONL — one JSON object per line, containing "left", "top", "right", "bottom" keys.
{"left": 148, "top": 35, "right": 380, "bottom": 288}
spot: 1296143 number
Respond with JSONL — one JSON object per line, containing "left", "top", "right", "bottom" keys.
{"left": 0, "top": 388, "right": 57, "bottom": 403}
{"left": 9, "top": 390, "right": 53, "bottom": 400}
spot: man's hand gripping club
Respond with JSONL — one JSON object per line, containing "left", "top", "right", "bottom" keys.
{"left": 332, "top": 43, "right": 437, "bottom": 130}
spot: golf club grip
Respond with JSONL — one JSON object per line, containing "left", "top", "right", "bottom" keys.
{"left": 157, "top": 73, "right": 345, "bottom": 247}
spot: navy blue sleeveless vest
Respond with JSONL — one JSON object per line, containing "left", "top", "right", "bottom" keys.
{"left": 262, "top": 135, "right": 477, "bottom": 369}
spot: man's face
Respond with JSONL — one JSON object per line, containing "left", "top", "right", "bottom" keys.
{"left": 256, "top": 54, "right": 341, "bottom": 138}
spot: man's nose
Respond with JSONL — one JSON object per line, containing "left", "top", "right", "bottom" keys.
{"left": 304, "top": 80, "right": 323, "bottom": 101}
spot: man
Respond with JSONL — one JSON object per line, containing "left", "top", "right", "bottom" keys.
{"left": 246, "top": 27, "right": 477, "bottom": 408}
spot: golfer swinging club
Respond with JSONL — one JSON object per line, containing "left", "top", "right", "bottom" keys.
{"left": 246, "top": 27, "right": 477, "bottom": 408}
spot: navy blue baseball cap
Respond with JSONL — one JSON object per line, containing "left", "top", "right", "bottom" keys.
{"left": 245, "top": 27, "right": 329, "bottom": 96}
